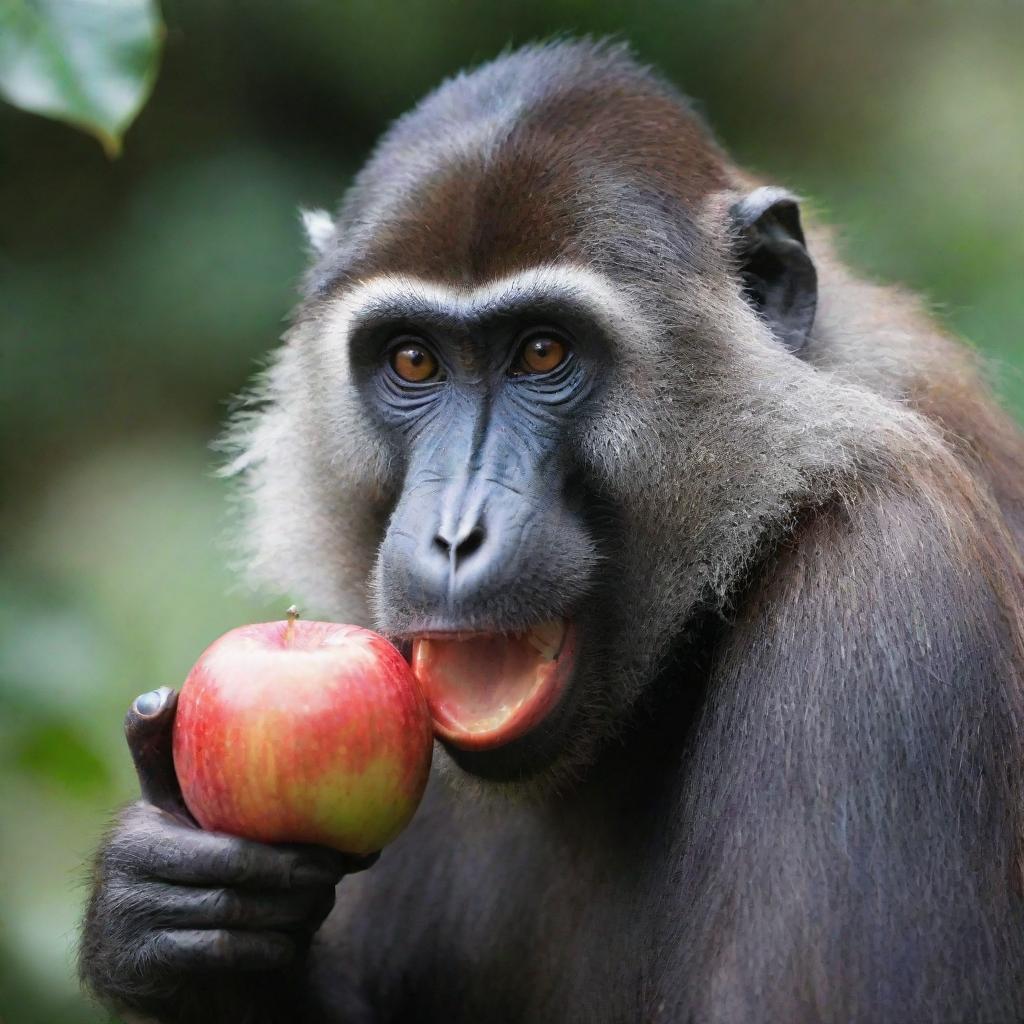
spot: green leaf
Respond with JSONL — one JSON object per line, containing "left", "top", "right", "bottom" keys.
{"left": 0, "top": 0, "right": 163, "bottom": 156}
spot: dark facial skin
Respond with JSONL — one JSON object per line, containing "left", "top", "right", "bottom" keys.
{"left": 353, "top": 299, "right": 614, "bottom": 778}
{"left": 357, "top": 302, "right": 601, "bottom": 638}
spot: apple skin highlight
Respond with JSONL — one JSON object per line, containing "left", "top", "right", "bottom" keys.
{"left": 173, "top": 620, "right": 433, "bottom": 856}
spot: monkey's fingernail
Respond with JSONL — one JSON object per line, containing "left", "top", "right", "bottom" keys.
{"left": 134, "top": 689, "right": 168, "bottom": 717}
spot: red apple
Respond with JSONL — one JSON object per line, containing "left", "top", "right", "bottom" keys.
{"left": 172, "top": 613, "right": 432, "bottom": 855}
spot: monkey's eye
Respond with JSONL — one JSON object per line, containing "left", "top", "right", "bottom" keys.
{"left": 389, "top": 339, "right": 440, "bottom": 383}
{"left": 512, "top": 332, "right": 569, "bottom": 376}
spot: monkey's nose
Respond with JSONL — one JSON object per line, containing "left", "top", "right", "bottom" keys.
{"left": 433, "top": 521, "right": 487, "bottom": 573}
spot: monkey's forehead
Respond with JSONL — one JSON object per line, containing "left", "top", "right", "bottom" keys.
{"left": 315, "top": 264, "right": 647, "bottom": 353}
{"left": 312, "top": 42, "right": 731, "bottom": 295}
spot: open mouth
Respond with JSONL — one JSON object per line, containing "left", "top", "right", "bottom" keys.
{"left": 411, "top": 621, "right": 576, "bottom": 751}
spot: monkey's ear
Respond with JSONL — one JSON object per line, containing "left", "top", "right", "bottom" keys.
{"left": 730, "top": 186, "right": 817, "bottom": 355}
{"left": 299, "top": 207, "right": 335, "bottom": 256}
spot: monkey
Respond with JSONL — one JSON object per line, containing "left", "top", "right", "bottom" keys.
{"left": 79, "top": 39, "right": 1024, "bottom": 1024}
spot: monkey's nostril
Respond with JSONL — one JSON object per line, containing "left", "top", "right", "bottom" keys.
{"left": 433, "top": 524, "right": 486, "bottom": 567}
{"left": 457, "top": 526, "right": 486, "bottom": 560}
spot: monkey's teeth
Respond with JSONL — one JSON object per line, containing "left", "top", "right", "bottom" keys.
{"left": 524, "top": 621, "right": 566, "bottom": 661}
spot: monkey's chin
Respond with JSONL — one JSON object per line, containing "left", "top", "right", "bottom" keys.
{"left": 410, "top": 621, "right": 576, "bottom": 751}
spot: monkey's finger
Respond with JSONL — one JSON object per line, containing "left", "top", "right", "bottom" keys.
{"left": 280, "top": 843, "right": 381, "bottom": 876}
{"left": 140, "top": 882, "right": 337, "bottom": 933}
{"left": 125, "top": 687, "right": 187, "bottom": 814}
{"left": 123, "top": 807, "right": 348, "bottom": 889}
{"left": 146, "top": 928, "right": 297, "bottom": 972}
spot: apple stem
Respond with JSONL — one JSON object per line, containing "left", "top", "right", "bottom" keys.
{"left": 285, "top": 604, "right": 300, "bottom": 643}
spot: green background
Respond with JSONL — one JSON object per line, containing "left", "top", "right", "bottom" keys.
{"left": 1, "top": 2, "right": 1022, "bottom": 1020}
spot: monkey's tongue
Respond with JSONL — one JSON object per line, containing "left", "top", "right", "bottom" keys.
{"left": 411, "top": 621, "right": 574, "bottom": 750}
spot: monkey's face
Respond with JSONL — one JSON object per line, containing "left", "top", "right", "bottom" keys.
{"left": 241, "top": 227, "right": 812, "bottom": 790}
{"left": 241, "top": 224, "right": 817, "bottom": 790}
{"left": 296, "top": 243, "right": 789, "bottom": 787}
{"left": 293, "top": 244, "right": 817, "bottom": 788}
{"left": 339, "top": 269, "right": 629, "bottom": 784}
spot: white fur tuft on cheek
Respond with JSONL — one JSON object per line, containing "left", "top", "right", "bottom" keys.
{"left": 299, "top": 207, "right": 335, "bottom": 255}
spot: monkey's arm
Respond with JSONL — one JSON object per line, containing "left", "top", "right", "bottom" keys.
{"left": 79, "top": 689, "right": 377, "bottom": 1024}
{"left": 671, "top": 489, "right": 1024, "bottom": 1024}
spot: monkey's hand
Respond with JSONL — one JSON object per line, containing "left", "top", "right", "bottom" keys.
{"left": 79, "top": 687, "right": 376, "bottom": 1024}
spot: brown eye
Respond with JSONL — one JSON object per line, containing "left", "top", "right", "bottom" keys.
{"left": 390, "top": 341, "right": 439, "bottom": 383}
{"left": 515, "top": 334, "right": 568, "bottom": 375}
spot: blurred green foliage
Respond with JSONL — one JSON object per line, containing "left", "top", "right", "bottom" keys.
{"left": 0, "top": 2, "right": 1022, "bottom": 1020}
